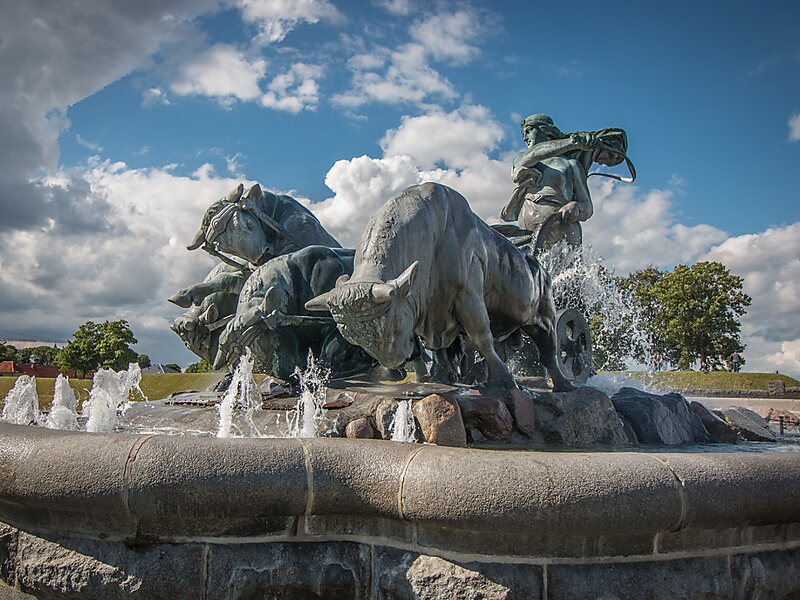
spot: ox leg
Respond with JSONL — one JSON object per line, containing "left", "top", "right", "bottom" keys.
{"left": 456, "top": 295, "right": 517, "bottom": 389}
{"left": 521, "top": 308, "right": 575, "bottom": 393}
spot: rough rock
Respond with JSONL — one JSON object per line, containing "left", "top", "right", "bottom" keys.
{"left": 610, "top": 387, "right": 712, "bottom": 445}
{"left": 690, "top": 401, "right": 738, "bottom": 443}
{"left": 412, "top": 394, "right": 467, "bottom": 447}
{"left": 529, "top": 386, "right": 634, "bottom": 446}
{"left": 721, "top": 407, "right": 777, "bottom": 442}
{"left": 13, "top": 531, "right": 206, "bottom": 599}
{"left": 375, "top": 547, "right": 542, "bottom": 600}
{"left": 375, "top": 398, "right": 400, "bottom": 440}
{"left": 345, "top": 418, "right": 377, "bottom": 439}
{"left": 455, "top": 396, "right": 513, "bottom": 442}
{"left": 505, "top": 388, "right": 538, "bottom": 438}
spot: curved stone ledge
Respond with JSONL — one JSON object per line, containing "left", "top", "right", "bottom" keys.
{"left": 1, "top": 423, "right": 799, "bottom": 555}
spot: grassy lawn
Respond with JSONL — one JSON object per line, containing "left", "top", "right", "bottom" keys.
{"left": 0, "top": 372, "right": 226, "bottom": 410}
{"left": 615, "top": 371, "right": 800, "bottom": 392}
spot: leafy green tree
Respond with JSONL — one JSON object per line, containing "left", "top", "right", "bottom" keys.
{"left": 0, "top": 343, "right": 17, "bottom": 362}
{"left": 163, "top": 363, "right": 181, "bottom": 372}
{"left": 96, "top": 320, "right": 138, "bottom": 370}
{"left": 137, "top": 354, "right": 152, "bottom": 368}
{"left": 58, "top": 322, "right": 102, "bottom": 378}
{"left": 645, "top": 262, "right": 750, "bottom": 370}
{"left": 185, "top": 359, "right": 211, "bottom": 373}
{"left": 58, "top": 320, "right": 139, "bottom": 377}
{"left": 26, "top": 345, "right": 61, "bottom": 365}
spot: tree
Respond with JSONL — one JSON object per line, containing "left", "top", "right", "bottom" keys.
{"left": 643, "top": 262, "right": 751, "bottom": 370}
{"left": 26, "top": 345, "right": 61, "bottom": 366}
{"left": 185, "top": 359, "right": 211, "bottom": 373}
{"left": 137, "top": 354, "right": 152, "bottom": 368}
{"left": 0, "top": 343, "right": 17, "bottom": 362}
{"left": 58, "top": 320, "right": 139, "bottom": 377}
{"left": 96, "top": 320, "right": 138, "bottom": 370}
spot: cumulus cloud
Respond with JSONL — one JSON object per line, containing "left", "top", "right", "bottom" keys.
{"left": 583, "top": 178, "right": 728, "bottom": 273}
{"left": 307, "top": 104, "right": 510, "bottom": 244}
{"left": 0, "top": 160, "right": 243, "bottom": 364}
{"left": 76, "top": 135, "right": 104, "bottom": 153}
{"left": 235, "top": 0, "right": 343, "bottom": 43}
{"left": 380, "top": 104, "right": 504, "bottom": 169}
{"left": 375, "top": 0, "right": 412, "bottom": 16}
{"left": 702, "top": 223, "right": 800, "bottom": 375}
{"left": 580, "top": 179, "right": 800, "bottom": 376}
{"left": 171, "top": 44, "right": 267, "bottom": 106}
{"left": 409, "top": 10, "right": 481, "bottom": 64}
{"left": 0, "top": 0, "right": 219, "bottom": 233}
{"left": 142, "top": 87, "right": 172, "bottom": 107}
{"left": 261, "top": 63, "right": 324, "bottom": 112}
{"left": 789, "top": 113, "right": 800, "bottom": 142}
{"left": 333, "top": 9, "right": 486, "bottom": 108}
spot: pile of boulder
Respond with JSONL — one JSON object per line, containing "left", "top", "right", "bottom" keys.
{"left": 337, "top": 384, "right": 779, "bottom": 448}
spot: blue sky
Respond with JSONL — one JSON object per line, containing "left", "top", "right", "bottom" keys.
{"left": 1, "top": 0, "right": 799, "bottom": 376}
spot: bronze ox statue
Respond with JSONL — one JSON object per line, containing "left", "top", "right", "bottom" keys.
{"left": 186, "top": 183, "right": 340, "bottom": 269}
{"left": 306, "top": 182, "right": 574, "bottom": 391}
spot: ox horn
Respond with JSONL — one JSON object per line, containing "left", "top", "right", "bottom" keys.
{"left": 226, "top": 183, "right": 244, "bottom": 203}
{"left": 370, "top": 283, "right": 396, "bottom": 303}
{"left": 199, "top": 303, "right": 219, "bottom": 324}
{"left": 186, "top": 227, "right": 206, "bottom": 251}
{"left": 305, "top": 290, "right": 336, "bottom": 312}
{"left": 386, "top": 261, "right": 418, "bottom": 300}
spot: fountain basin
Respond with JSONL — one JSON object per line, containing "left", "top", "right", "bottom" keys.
{"left": 1, "top": 422, "right": 799, "bottom": 598}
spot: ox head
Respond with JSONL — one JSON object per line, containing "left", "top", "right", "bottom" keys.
{"left": 305, "top": 262, "right": 419, "bottom": 369}
{"left": 171, "top": 301, "right": 224, "bottom": 365}
{"left": 187, "top": 183, "right": 272, "bottom": 265}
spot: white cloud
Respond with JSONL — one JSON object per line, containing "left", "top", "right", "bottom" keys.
{"left": 142, "top": 87, "right": 172, "bottom": 107}
{"left": 76, "top": 134, "right": 104, "bottom": 153}
{"left": 380, "top": 104, "right": 504, "bottom": 169}
{"left": 0, "top": 0, "right": 219, "bottom": 232}
{"left": 333, "top": 43, "right": 456, "bottom": 108}
{"left": 409, "top": 10, "right": 481, "bottom": 64}
{"left": 307, "top": 104, "right": 510, "bottom": 245}
{"left": 702, "top": 223, "right": 800, "bottom": 377}
{"left": 170, "top": 44, "right": 267, "bottom": 105}
{"left": 0, "top": 160, "right": 244, "bottom": 364}
{"left": 375, "top": 0, "right": 412, "bottom": 16}
{"left": 260, "top": 63, "right": 323, "bottom": 113}
{"left": 333, "top": 8, "right": 487, "bottom": 109}
{"left": 235, "top": 0, "right": 343, "bottom": 43}
{"left": 582, "top": 178, "right": 728, "bottom": 273}
{"left": 789, "top": 113, "right": 800, "bottom": 142}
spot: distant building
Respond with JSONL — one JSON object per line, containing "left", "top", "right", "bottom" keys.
{"left": 0, "top": 361, "right": 75, "bottom": 378}
{"left": 0, "top": 339, "right": 68, "bottom": 350}
{"left": 141, "top": 364, "right": 181, "bottom": 374}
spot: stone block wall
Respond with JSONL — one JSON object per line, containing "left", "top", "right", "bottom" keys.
{"left": 0, "top": 423, "right": 799, "bottom": 598}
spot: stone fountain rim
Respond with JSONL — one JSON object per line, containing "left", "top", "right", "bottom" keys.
{"left": 0, "top": 422, "right": 799, "bottom": 551}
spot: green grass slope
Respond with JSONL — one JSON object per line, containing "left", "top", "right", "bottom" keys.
{"left": 618, "top": 371, "right": 800, "bottom": 392}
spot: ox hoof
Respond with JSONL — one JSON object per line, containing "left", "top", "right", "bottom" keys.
{"left": 552, "top": 379, "right": 577, "bottom": 393}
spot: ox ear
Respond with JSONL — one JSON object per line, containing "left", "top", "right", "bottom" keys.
{"left": 199, "top": 303, "right": 219, "bottom": 324}
{"left": 336, "top": 274, "right": 350, "bottom": 286}
{"left": 305, "top": 290, "right": 335, "bottom": 313}
{"left": 245, "top": 183, "right": 262, "bottom": 201}
{"left": 388, "top": 261, "right": 419, "bottom": 300}
{"left": 226, "top": 183, "right": 244, "bottom": 203}
{"left": 261, "top": 285, "right": 284, "bottom": 313}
